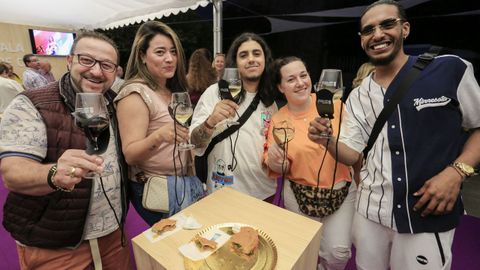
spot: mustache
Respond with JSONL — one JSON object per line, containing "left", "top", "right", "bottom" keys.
{"left": 83, "top": 73, "right": 104, "bottom": 81}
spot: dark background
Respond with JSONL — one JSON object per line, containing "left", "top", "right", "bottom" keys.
{"left": 100, "top": 0, "right": 480, "bottom": 91}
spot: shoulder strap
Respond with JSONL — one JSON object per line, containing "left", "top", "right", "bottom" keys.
{"left": 363, "top": 46, "right": 442, "bottom": 158}
{"left": 203, "top": 94, "right": 261, "bottom": 157}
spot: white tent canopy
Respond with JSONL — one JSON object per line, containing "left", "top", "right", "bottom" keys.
{"left": 0, "top": 0, "right": 210, "bottom": 30}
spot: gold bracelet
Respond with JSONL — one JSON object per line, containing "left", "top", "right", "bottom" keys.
{"left": 448, "top": 164, "right": 466, "bottom": 179}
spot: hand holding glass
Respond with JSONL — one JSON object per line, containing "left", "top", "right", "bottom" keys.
{"left": 219, "top": 68, "right": 242, "bottom": 125}
{"left": 272, "top": 119, "right": 295, "bottom": 150}
{"left": 72, "top": 92, "right": 113, "bottom": 178}
{"left": 169, "top": 92, "right": 195, "bottom": 151}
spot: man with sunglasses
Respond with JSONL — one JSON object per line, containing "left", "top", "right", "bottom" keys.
{"left": 309, "top": 0, "right": 480, "bottom": 269}
{"left": 0, "top": 32, "right": 131, "bottom": 269}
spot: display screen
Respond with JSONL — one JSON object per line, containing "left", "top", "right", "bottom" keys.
{"left": 28, "top": 29, "right": 76, "bottom": 56}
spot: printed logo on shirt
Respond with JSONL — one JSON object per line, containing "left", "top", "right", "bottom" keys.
{"left": 415, "top": 255, "right": 428, "bottom": 265}
{"left": 211, "top": 158, "right": 234, "bottom": 186}
{"left": 413, "top": 96, "right": 451, "bottom": 111}
{"left": 261, "top": 110, "right": 272, "bottom": 136}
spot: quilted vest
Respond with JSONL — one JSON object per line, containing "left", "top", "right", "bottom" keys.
{"left": 3, "top": 82, "right": 94, "bottom": 248}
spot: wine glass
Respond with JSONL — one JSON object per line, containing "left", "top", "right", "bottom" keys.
{"left": 219, "top": 67, "right": 242, "bottom": 125}
{"left": 169, "top": 92, "right": 195, "bottom": 151}
{"left": 272, "top": 119, "right": 295, "bottom": 150}
{"left": 272, "top": 119, "right": 294, "bottom": 176}
{"left": 314, "top": 69, "right": 343, "bottom": 138}
{"left": 72, "top": 92, "right": 113, "bottom": 178}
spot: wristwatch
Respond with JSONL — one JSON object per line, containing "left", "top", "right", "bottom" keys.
{"left": 451, "top": 162, "right": 478, "bottom": 178}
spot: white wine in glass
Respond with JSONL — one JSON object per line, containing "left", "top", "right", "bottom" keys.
{"left": 175, "top": 109, "right": 193, "bottom": 126}
{"left": 229, "top": 84, "right": 242, "bottom": 99}
{"left": 169, "top": 92, "right": 195, "bottom": 151}
{"left": 219, "top": 68, "right": 242, "bottom": 125}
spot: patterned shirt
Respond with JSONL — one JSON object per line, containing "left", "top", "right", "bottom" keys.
{"left": 340, "top": 55, "right": 480, "bottom": 233}
{"left": 22, "top": 68, "right": 48, "bottom": 90}
{"left": 0, "top": 95, "right": 122, "bottom": 240}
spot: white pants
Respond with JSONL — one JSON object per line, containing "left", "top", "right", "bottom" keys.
{"left": 352, "top": 212, "right": 455, "bottom": 270}
{"left": 284, "top": 181, "right": 356, "bottom": 270}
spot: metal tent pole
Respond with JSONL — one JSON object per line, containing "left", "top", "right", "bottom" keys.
{"left": 212, "top": 0, "right": 223, "bottom": 53}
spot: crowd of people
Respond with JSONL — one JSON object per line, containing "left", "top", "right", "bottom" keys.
{"left": 0, "top": 0, "right": 479, "bottom": 269}
{"left": 0, "top": 56, "right": 57, "bottom": 115}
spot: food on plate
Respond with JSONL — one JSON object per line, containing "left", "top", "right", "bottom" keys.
{"left": 152, "top": 219, "right": 176, "bottom": 234}
{"left": 230, "top": 227, "right": 259, "bottom": 256}
{"left": 194, "top": 235, "right": 218, "bottom": 250}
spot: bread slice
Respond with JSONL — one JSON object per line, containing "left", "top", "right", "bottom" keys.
{"left": 152, "top": 219, "right": 176, "bottom": 234}
{"left": 230, "top": 227, "right": 259, "bottom": 255}
{"left": 194, "top": 235, "right": 218, "bottom": 250}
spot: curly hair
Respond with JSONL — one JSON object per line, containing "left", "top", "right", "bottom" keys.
{"left": 187, "top": 48, "right": 217, "bottom": 94}
{"left": 225, "top": 32, "right": 275, "bottom": 107}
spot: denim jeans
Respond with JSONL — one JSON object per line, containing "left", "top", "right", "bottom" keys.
{"left": 129, "top": 176, "right": 204, "bottom": 226}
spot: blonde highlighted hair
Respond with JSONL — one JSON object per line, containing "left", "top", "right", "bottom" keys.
{"left": 352, "top": 62, "right": 375, "bottom": 89}
{"left": 123, "top": 21, "right": 188, "bottom": 92}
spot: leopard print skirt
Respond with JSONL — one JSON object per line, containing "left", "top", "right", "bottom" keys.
{"left": 290, "top": 181, "right": 350, "bottom": 218}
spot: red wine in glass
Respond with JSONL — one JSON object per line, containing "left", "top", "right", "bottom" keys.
{"left": 72, "top": 93, "right": 113, "bottom": 178}
{"left": 75, "top": 113, "right": 109, "bottom": 154}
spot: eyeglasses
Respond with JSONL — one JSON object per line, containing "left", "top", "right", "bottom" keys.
{"left": 73, "top": 54, "right": 117, "bottom": 73}
{"left": 358, "top": 18, "right": 403, "bottom": 36}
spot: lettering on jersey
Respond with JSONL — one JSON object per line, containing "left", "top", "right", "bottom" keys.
{"left": 413, "top": 96, "right": 451, "bottom": 111}
{"left": 416, "top": 255, "right": 428, "bottom": 265}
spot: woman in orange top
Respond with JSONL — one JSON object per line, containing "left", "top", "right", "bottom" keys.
{"left": 265, "top": 56, "right": 356, "bottom": 270}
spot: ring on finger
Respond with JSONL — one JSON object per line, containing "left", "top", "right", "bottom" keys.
{"left": 69, "top": 167, "right": 77, "bottom": 178}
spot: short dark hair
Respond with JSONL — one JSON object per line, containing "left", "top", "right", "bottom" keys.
{"left": 225, "top": 32, "right": 274, "bottom": 107}
{"left": 270, "top": 56, "right": 308, "bottom": 103}
{"left": 22, "top": 54, "right": 35, "bottom": 66}
{"left": 360, "top": 0, "right": 407, "bottom": 27}
{"left": 270, "top": 56, "right": 307, "bottom": 86}
{"left": 70, "top": 31, "right": 119, "bottom": 64}
{"left": 0, "top": 63, "right": 8, "bottom": 75}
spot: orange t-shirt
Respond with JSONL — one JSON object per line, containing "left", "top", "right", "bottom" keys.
{"left": 264, "top": 94, "right": 351, "bottom": 187}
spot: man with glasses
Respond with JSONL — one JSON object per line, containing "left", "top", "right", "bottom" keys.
{"left": 309, "top": 0, "right": 480, "bottom": 269}
{"left": 0, "top": 32, "right": 131, "bottom": 269}
{"left": 22, "top": 53, "right": 48, "bottom": 90}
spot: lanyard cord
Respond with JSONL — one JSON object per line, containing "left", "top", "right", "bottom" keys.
{"left": 172, "top": 103, "right": 187, "bottom": 207}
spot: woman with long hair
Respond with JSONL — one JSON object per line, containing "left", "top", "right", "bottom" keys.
{"left": 186, "top": 48, "right": 217, "bottom": 107}
{"left": 115, "top": 21, "right": 203, "bottom": 225}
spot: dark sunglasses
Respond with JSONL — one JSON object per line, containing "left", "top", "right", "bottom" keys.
{"left": 358, "top": 18, "right": 403, "bottom": 36}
